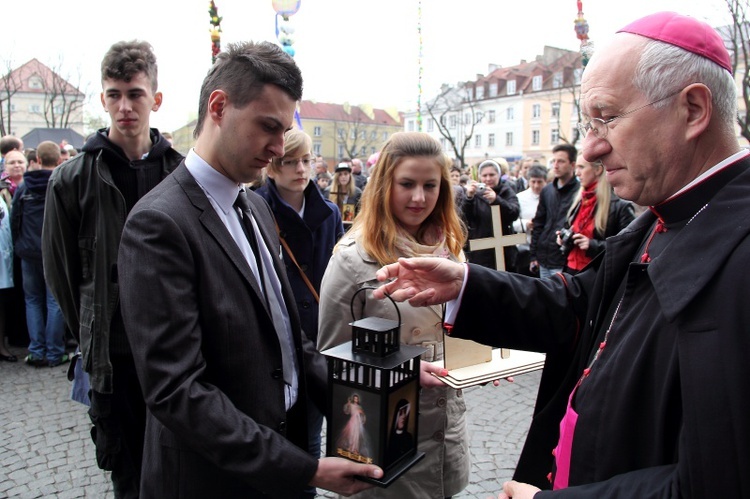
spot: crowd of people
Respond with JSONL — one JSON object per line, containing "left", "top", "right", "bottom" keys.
{"left": 1, "top": 9, "right": 748, "bottom": 499}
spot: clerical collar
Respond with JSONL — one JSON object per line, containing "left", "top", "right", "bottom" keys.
{"left": 651, "top": 152, "right": 749, "bottom": 226}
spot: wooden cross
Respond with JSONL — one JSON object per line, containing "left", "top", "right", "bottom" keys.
{"left": 468, "top": 204, "right": 527, "bottom": 271}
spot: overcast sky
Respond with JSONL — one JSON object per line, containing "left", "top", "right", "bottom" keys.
{"left": 5, "top": 0, "right": 730, "bottom": 133}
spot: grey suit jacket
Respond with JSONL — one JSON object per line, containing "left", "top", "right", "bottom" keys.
{"left": 118, "top": 163, "right": 328, "bottom": 498}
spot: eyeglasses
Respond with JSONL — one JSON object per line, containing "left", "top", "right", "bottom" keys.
{"left": 577, "top": 87, "right": 685, "bottom": 139}
{"left": 279, "top": 158, "right": 313, "bottom": 168}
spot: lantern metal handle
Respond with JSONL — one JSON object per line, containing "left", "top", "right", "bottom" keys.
{"left": 350, "top": 286, "right": 402, "bottom": 326}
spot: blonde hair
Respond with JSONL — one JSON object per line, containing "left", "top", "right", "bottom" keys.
{"left": 267, "top": 128, "right": 312, "bottom": 177}
{"left": 567, "top": 160, "right": 611, "bottom": 234}
{"left": 340, "top": 132, "right": 466, "bottom": 266}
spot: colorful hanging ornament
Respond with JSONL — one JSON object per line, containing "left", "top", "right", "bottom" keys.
{"left": 272, "top": 0, "right": 303, "bottom": 128}
{"left": 272, "top": 0, "right": 301, "bottom": 20}
{"left": 417, "top": 0, "right": 423, "bottom": 132}
{"left": 574, "top": 0, "right": 591, "bottom": 67}
{"left": 209, "top": 1, "right": 223, "bottom": 64}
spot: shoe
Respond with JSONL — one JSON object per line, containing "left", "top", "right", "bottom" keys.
{"left": 24, "top": 354, "right": 48, "bottom": 367}
{"left": 48, "top": 354, "right": 70, "bottom": 368}
{"left": 0, "top": 353, "right": 17, "bottom": 362}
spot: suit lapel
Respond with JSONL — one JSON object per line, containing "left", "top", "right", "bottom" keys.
{"left": 173, "top": 165, "right": 267, "bottom": 304}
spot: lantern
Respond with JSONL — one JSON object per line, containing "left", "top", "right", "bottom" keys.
{"left": 321, "top": 287, "right": 425, "bottom": 487}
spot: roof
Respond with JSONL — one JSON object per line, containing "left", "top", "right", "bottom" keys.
{"left": 298, "top": 101, "right": 402, "bottom": 126}
{"left": 1, "top": 58, "right": 84, "bottom": 97}
{"left": 21, "top": 128, "right": 86, "bottom": 149}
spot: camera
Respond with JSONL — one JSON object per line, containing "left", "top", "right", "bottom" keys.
{"left": 476, "top": 182, "right": 486, "bottom": 192}
{"left": 559, "top": 228, "right": 576, "bottom": 255}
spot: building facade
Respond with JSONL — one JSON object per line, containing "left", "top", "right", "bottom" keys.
{"left": 0, "top": 59, "right": 85, "bottom": 138}
{"left": 298, "top": 101, "right": 403, "bottom": 170}
{"left": 405, "top": 46, "right": 583, "bottom": 168}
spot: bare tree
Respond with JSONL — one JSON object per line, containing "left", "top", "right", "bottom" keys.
{"left": 0, "top": 58, "right": 21, "bottom": 136}
{"left": 36, "top": 56, "right": 87, "bottom": 129}
{"left": 333, "top": 106, "right": 382, "bottom": 160}
{"left": 723, "top": 0, "right": 750, "bottom": 142}
{"left": 425, "top": 83, "right": 481, "bottom": 168}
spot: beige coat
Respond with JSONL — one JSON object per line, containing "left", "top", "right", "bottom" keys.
{"left": 318, "top": 235, "right": 470, "bottom": 498}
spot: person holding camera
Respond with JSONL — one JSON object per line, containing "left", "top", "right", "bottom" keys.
{"left": 558, "top": 159, "right": 635, "bottom": 274}
{"left": 463, "top": 159, "right": 520, "bottom": 270}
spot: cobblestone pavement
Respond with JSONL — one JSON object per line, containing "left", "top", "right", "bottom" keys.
{"left": 1, "top": 344, "right": 539, "bottom": 498}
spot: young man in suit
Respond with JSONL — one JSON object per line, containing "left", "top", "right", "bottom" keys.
{"left": 117, "top": 41, "right": 382, "bottom": 498}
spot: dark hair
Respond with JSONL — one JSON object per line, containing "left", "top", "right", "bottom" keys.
{"left": 194, "top": 41, "right": 303, "bottom": 139}
{"left": 24, "top": 148, "right": 37, "bottom": 163}
{"left": 0, "top": 136, "right": 22, "bottom": 155}
{"left": 552, "top": 143, "right": 577, "bottom": 163}
{"left": 101, "top": 40, "right": 158, "bottom": 92}
{"left": 528, "top": 165, "right": 548, "bottom": 179}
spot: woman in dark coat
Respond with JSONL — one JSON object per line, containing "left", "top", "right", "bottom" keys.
{"left": 560, "top": 159, "right": 634, "bottom": 274}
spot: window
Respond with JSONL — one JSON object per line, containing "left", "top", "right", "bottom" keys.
{"left": 350, "top": 130, "right": 356, "bottom": 140}
{"left": 573, "top": 68, "right": 583, "bottom": 84}
{"left": 440, "top": 138, "right": 447, "bottom": 149}
{"left": 28, "top": 76, "right": 43, "bottom": 89}
{"left": 467, "top": 88, "right": 473, "bottom": 100}
{"left": 383, "top": 132, "right": 388, "bottom": 140}
{"left": 313, "top": 126, "right": 322, "bottom": 137}
{"left": 475, "top": 134, "right": 482, "bottom": 147}
{"left": 488, "top": 133, "right": 495, "bottom": 147}
{"left": 507, "top": 80, "right": 516, "bottom": 95}
{"left": 488, "top": 110, "right": 496, "bottom": 123}
{"left": 29, "top": 104, "right": 41, "bottom": 113}
{"left": 9, "top": 104, "right": 15, "bottom": 112}
{"left": 532, "top": 104, "right": 541, "bottom": 119}
{"left": 449, "top": 115, "right": 457, "bottom": 129}
{"left": 371, "top": 130, "right": 377, "bottom": 140}
{"left": 489, "top": 83, "right": 498, "bottom": 98}
{"left": 360, "top": 146, "right": 366, "bottom": 156}
{"left": 427, "top": 118, "right": 434, "bottom": 131}
{"left": 532, "top": 130, "right": 540, "bottom": 145}
{"left": 476, "top": 86, "right": 484, "bottom": 99}
{"left": 551, "top": 129, "right": 560, "bottom": 144}
{"left": 338, "top": 129, "right": 345, "bottom": 139}
{"left": 464, "top": 113, "right": 471, "bottom": 125}
{"left": 338, "top": 145, "right": 345, "bottom": 157}
{"left": 371, "top": 147, "right": 376, "bottom": 155}
{"left": 506, "top": 107, "right": 514, "bottom": 121}
{"left": 313, "top": 143, "right": 322, "bottom": 155}
{"left": 506, "top": 132, "right": 513, "bottom": 146}
{"left": 532, "top": 75, "right": 542, "bottom": 91}
{"left": 360, "top": 131, "right": 367, "bottom": 140}
{"left": 552, "top": 72, "right": 563, "bottom": 89}
{"left": 408, "top": 120, "right": 415, "bottom": 131}
{"left": 551, "top": 102, "right": 560, "bottom": 118}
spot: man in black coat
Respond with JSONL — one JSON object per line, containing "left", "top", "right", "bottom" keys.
{"left": 529, "top": 144, "right": 580, "bottom": 278}
{"left": 371, "top": 11, "right": 750, "bottom": 499}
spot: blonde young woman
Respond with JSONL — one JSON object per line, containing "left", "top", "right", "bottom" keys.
{"left": 560, "top": 159, "right": 635, "bottom": 273}
{"left": 318, "top": 132, "right": 470, "bottom": 498}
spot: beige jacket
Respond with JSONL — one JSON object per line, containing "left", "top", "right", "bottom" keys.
{"left": 318, "top": 234, "right": 470, "bottom": 498}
